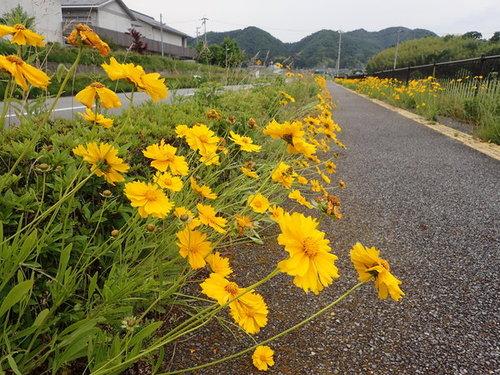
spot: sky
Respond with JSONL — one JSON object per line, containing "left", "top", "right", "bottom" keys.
{"left": 129, "top": 0, "right": 499, "bottom": 42}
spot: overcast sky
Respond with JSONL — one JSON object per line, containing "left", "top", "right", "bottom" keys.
{"left": 128, "top": 0, "right": 499, "bottom": 42}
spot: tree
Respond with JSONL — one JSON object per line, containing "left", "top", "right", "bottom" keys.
{"left": 490, "top": 32, "right": 500, "bottom": 42}
{"left": 128, "top": 28, "right": 148, "bottom": 54}
{"left": 0, "top": 5, "right": 35, "bottom": 28}
{"left": 196, "top": 37, "right": 244, "bottom": 67}
{"left": 462, "top": 31, "right": 482, "bottom": 40}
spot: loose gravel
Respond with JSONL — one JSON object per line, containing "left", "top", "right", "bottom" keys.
{"left": 165, "top": 83, "right": 500, "bottom": 374}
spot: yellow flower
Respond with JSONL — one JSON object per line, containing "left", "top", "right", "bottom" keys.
{"left": 80, "top": 108, "right": 113, "bottom": 128}
{"left": 142, "top": 140, "right": 188, "bottom": 175}
{"left": 310, "top": 179, "right": 324, "bottom": 193}
{"left": 199, "top": 150, "right": 220, "bottom": 166}
{"left": 75, "top": 82, "right": 121, "bottom": 109}
{"left": 200, "top": 274, "right": 268, "bottom": 334}
{"left": 229, "top": 131, "right": 261, "bottom": 152}
{"left": 124, "top": 181, "right": 173, "bottom": 218}
{"left": 263, "top": 120, "right": 304, "bottom": 142}
{"left": 339, "top": 180, "right": 346, "bottom": 189}
{"left": 268, "top": 205, "right": 285, "bottom": 222}
{"left": 288, "top": 189, "right": 313, "bottom": 209}
{"left": 0, "top": 55, "right": 50, "bottom": 91}
{"left": 190, "top": 177, "right": 217, "bottom": 199}
{"left": 197, "top": 203, "right": 227, "bottom": 233}
{"left": 241, "top": 166, "right": 259, "bottom": 179}
{"left": 235, "top": 215, "right": 254, "bottom": 235}
{"left": 316, "top": 167, "right": 331, "bottom": 184}
{"left": 247, "top": 193, "right": 270, "bottom": 213}
{"left": 174, "top": 207, "right": 201, "bottom": 229}
{"left": 277, "top": 212, "right": 339, "bottom": 294}
{"left": 287, "top": 137, "right": 316, "bottom": 157}
{"left": 176, "top": 227, "right": 212, "bottom": 269}
{"left": 229, "top": 291, "right": 268, "bottom": 334}
{"left": 271, "top": 162, "right": 294, "bottom": 189}
{"left": 350, "top": 242, "right": 404, "bottom": 301}
{"left": 206, "top": 252, "right": 232, "bottom": 277}
{"left": 73, "top": 142, "right": 129, "bottom": 184}
{"left": 252, "top": 346, "right": 275, "bottom": 372}
{"left": 101, "top": 57, "right": 168, "bottom": 101}
{"left": 0, "top": 24, "right": 45, "bottom": 46}
{"left": 184, "top": 124, "right": 219, "bottom": 155}
{"left": 206, "top": 108, "right": 222, "bottom": 120}
{"left": 67, "top": 23, "right": 110, "bottom": 56}
{"left": 325, "top": 161, "right": 336, "bottom": 174}
{"left": 295, "top": 174, "right": 308, "bottom": 185}
{"left": 154, "top": 172, "right": 183, "bottom": 192}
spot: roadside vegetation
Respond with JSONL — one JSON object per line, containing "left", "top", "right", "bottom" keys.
{"left": 0, "top": 20, "right": 405, "bottom": 374}
{"left": 336, "top": 76, "right": 500, "bottom": 144}
{"left": 367, "top": 34, "right": 500, "bottom": 72}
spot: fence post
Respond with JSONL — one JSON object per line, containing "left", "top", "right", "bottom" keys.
{"left": 432, "top": 62, "right": 437, "bottom": 78}
{"left": 405, "top": 66, "right": 411, "bottom": 85}
{"left": 474, "top": 55, "right": 486, "bottom": 97}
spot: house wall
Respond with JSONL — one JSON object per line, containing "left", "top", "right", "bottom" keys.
{"left": 151, "top": 27, "right": 183, "bottom": 46}
{"left": 0, "top": 0, "right": 63, "bottom": 43}
{"left": 97, "top": 1, "right": 132, "bottom": 33}
{"left": 62, "top": 9, "right": 98, "bottom": 30}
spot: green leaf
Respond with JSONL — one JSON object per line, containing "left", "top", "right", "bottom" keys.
{"left": 6, "top": 355, "right": 22, "bottom": 375}
{"left": 128, "top": 321, "right": 163, "bottom": 347}
{"left": 0, "top": 279, "right": 33, "bottom": 319}
{"left": 33, "top": 308, "right": 50, "bottom": 327}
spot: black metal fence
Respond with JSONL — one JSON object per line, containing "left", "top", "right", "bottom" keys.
{"left": 347, "top": 55, "right": 500, "bottom": 82}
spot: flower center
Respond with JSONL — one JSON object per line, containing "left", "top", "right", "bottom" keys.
{"left": 91, "top": 82, "right": 105, "bottom": 89}
{"left": 145, "top": 190, "right": 158, "bottom": 201}
{"left": 14, "top": 24, "right": 26, "bottom": 31}
{"left": 224, "top": 282, "right": 239, "bottom": 297}
{"left": 302, "top": 237, "right": 318, "bottom": 257}
{"left": 6, "top": 55, "right": 23, "bottom": 65}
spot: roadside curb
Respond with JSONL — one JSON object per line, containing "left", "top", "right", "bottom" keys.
{"left": 335, "top": 83, "right": 500, "bottom": 161}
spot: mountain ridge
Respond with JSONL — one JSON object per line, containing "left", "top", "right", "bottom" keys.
{"left": 190, "top": 26, "right": 436, "bottom": 68}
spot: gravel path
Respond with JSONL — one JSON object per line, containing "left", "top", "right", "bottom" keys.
{"left": 166, "top": 83, "right": 500, "bottom": 374}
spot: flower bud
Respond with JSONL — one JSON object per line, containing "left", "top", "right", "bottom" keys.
{"left": 102, "top": 189, "right": 113, "bottom": 198}
{"left": 146, "top": 223, "right": 156, "bottom": 232}
{"left": 111, "top": 229, "right": 119, "bottom": 237}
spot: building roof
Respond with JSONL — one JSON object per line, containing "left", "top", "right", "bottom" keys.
{"left": 130, "top": 10, "right": 189, "bottom": 38}
{"left": 61, "top": 0, "right": 190, "bottom": 37}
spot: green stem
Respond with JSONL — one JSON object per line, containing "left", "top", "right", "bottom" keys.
{"left": 0, "top": 79, "right": 13, "bottom": 130}
{"left": 163, "top": 281, "right": 366, "bottom": 374}
{"left": 43, "top": 46, "right": 82, "bottom": 124}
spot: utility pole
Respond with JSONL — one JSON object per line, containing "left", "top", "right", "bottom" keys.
{"left": 201, "top": 16, "right": 208, "bottom": 46}
{"left": 393, "top": 28, "right": 401, "bottom": 69}
{"left": 160, "top": 13, "right": 164, "bottom": 57}
{"left": 195, "top": 26, "right": 200, "bottom": 45}
{"left": 336, "top": 30, "right": 342, "bottom": 76}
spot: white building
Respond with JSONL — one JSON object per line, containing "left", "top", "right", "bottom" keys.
{"left": 60, "top": 0, "right": 191, "bottom": 56}
{"left": 0, "top": 0, "right": 63, "bottom": 43}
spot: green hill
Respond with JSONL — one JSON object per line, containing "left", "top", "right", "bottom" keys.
{"left": 366, "top": 35, "right": 500, "bottom": 72}
{"left": 190, "top": 26, "right": 436, "bottom": 68}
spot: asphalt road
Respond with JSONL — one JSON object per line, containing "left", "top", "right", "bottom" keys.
{"left": 165, "top": 83, "right": 500, "bottom": 374}
{"left": 0, "top": 84, "right": 252, "bottom": 125}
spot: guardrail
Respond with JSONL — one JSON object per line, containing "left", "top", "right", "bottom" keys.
{"left": 346, "top": 55, "right": 500, "bottom": 82}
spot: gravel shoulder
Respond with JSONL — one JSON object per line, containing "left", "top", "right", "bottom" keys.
{"left": 166, "top": 82, "right": 500, "bottom": 374}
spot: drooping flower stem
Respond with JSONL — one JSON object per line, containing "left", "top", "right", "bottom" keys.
{"left": 0, "top": 79, "right": 13, "bottom": 130}
{"left": 163, "top": 281, "right": 366, "bottom": 374}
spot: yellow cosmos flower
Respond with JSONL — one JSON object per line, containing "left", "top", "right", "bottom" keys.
{"left": 206, "top": 252, "right": 232, "bottom": 277}
{"left": 325, "top": 161, "right": 336, "bottom": 174}
{"left": 229, "top": 131, "right": 261, "bottom": 152}
{"left": 184, "top": 124, "right": 220, "bottom": 155}
{"left": 235, "top": 215, "right": 254, "bottom": 235}
{"left": 288, "top": 189, "right": 313, "bottom": 209}
{"left": 124, "top": 181, "right": 173, "bottom": 218}
{"left": 190, "top": 177, "right": 217, "bottom": 200}
{"left": 197, "top": 203, "right": 227, "bottom": 233}
{"left": 295, "top": 174, "right": 308, "bottom": 185}
{"left": 73, "top": 142, "right": 129, "bottom": 184}
{"left": 75, "top": 82, "right": 121, "bottom": 109}
{"left": 252, "top": 346, "right": 275, "bottom": 372}
{"left": 176, "top": 227, "right": 212, "bottom": 269}
{"left": 0, "top": 24, "right": 45, "bottom": 46}
{"left": 102, "top": 57, "right": 168, "bottom": 101}
{"left": 271, "top": 162, "right": 294, "bottom": 189}
{"left": 287, "top": 137, "right": 317, "bottom": 157}
{"left": 268, "top": 205, "right": 285, "bottom": 222}
{"left": 350, "top": 242, "right": 404, "bottom": 301}
{"left": 154, "top": 172, "right": 183, "bottom": 192}
{"left": 277, "top": 212, "right": 339, "bottom": 294}
{"left": 310, "top": 179, "right": 325, "bottom": 194}
{"left": 80, "top": 108, "right": 113, "bottom": 128}
{"left": 67, "top": 23, "right": 110, "bottom": 56}
{"left": 263, "top": 119, "right": 304, "bottom": 142}
{"left": 247, "top": 193, "right": 270, "bottom": 214}
{"left": 0, "top": 55, "right": 50, "bottom": 91}
{"left": 241, "top": 166, "right": 259, "bottom": 179}
{"left": 142, "top": 140, "right": 188, "bottom": 176}
{"left": 200, "top": 274, "right": 268, "bottom": 334}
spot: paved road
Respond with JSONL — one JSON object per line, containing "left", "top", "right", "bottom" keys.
{"left": 166, "top": 83, "right": 499, "bottom": 374}
{"left": 0, "top": 84, "right": 252, "bottom": 125}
